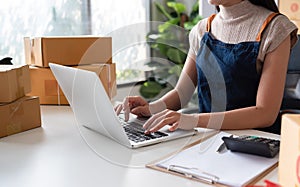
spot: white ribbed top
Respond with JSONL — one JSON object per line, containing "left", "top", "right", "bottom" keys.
{"left": 188, "top": 0, "right": 298, "bottom": 73}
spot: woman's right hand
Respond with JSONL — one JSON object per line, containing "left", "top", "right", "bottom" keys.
{"left": 114, "top": 96, "right": 151, "bottom": 121}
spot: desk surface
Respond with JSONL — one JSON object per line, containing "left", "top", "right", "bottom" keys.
{"left": 0, "top": 106, "right": 280, "bottom": 187}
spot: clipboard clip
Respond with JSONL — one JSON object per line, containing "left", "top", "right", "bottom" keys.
{"left": 167, "top": 165, "right": 219, "bottom": 184}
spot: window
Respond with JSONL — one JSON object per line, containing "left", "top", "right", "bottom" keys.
{"left": 0, "top": 0, "right": 150, "bottom": 84}
{"left": 0, "top": 0, "right": 87, "bottom": 63}
{"left": 91, "top": 0, "right": 150, "bottom": 84}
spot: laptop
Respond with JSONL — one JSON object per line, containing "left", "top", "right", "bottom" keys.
{"left": 49, "top": 63, "right": 197, "bottom": 148}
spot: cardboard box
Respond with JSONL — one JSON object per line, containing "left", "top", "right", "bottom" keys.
{"left": 279, "top": 0, "right": 300, "bottom": 20}
{"left": 278, "top": 114, "right": 300, "bottom": 186}
{"left": 27, "top": 63, "right": 117, "bottom": 105}
{"left": 24, "top": 36, "right": 112, "bottom": 67}
{"left": 0, "top": 65, "right": 31, "bottom": 103}
{"left": 0, "top": 96, "right": 41, "bottom": 138}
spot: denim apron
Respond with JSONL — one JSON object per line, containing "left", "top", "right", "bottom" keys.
{"left": 196, "top": 13, "right": 280, "bottom": 132}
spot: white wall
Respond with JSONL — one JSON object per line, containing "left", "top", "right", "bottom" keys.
{"left": 199, "top": 0, "right": 215, "bottom": 18}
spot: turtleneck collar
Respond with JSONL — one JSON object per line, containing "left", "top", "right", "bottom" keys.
{"left": 219, "top": 0, "right": 254, "bottom": 20}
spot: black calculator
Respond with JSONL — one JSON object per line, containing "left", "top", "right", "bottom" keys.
{"left": 221, "top": 135, "right": 280, "bottom": 158}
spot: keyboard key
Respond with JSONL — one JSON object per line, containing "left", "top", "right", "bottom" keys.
{"left": 123, "top": 122, "right": 168, "bottom": 143}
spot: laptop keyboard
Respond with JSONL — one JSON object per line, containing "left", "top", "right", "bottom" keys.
{"left": 119, "top": 117, "right": 168, "bottom": 143}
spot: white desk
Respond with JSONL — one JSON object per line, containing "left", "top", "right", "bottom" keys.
{"left": 0, "top": 106, "right": 279, "bottom": 187}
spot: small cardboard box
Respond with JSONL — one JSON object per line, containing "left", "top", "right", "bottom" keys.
{"left": 279, "top": 0, "right": 300, "bottom": 20}
{"left": 27, "top": 63, "right": 116, "bottom": 105}
{"left": 0, "top": 96, "right": 41, "bottom": 138}
{"left": 278, "top": 114, "right": 300, "bottom": 186}
{"left": 24, "top": 36, "right": 112, "bottom": 67}
{"left": 0, "top": 65, "right": 31, "bottom": 103}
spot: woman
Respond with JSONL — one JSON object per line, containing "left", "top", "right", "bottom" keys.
{"left": 115, "top": 0, "right": 298, "bottom": 134}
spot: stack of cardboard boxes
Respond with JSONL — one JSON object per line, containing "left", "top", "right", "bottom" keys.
{"left": 279, "top": 0, "right": 300, "bottom": 33}
{"left": 0, "top": 65, "right": 41, "bottom": 138}
{"left": 24, "top": 36, "right": 116, "bottom": 105}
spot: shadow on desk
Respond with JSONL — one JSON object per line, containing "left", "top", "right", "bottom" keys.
{"left": 78, "top": 125, "right": 215, "bottom": 168}
{"left": 0, "top": 128, "right": 46, "bottom": 145}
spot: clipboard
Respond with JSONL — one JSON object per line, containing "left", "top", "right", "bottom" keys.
{"left": 146, "top": 131, "right": 279, "bottom": 187}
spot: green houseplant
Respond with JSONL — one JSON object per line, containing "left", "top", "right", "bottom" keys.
{"left": 140, "top": 0, "right": 202, "bottom": 99}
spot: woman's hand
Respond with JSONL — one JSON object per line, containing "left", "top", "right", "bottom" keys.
{"left": 143, "top": 109, "right": 199, "bottom": 133}
{"left": 114, "top": 96, "right": 151, "bottom": 121}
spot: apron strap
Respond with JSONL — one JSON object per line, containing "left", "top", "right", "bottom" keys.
{"left": 206, "top": 14, "right": 217, "bottom": 32}
{"left": 256, "top": 12, "right": 280, "bottom": 41}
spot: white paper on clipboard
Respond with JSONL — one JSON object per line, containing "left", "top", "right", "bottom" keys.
{"left": 153, "top": 131, "right": 279, "bottom": 187}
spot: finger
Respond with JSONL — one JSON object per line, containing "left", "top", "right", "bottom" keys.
{"left": 131, "top": 106, "right": 144, "bottom": 115}
{"left": 145, "top": 113, "right": 166, "bottom": 132}
{"left": 148, "top": 115, "right": 177, "bottom": 133}
{"left": 168, "top": 122, "right": 179, "bottom": 131}
{"left": 143, "top": 110, "right": 167, "bottom": 129}
{"left": 130, "top": 96, "right": 147, "bottom": 107}
{"left": 114, "top": 104, "right": 123, "bottom": 115}
{"left": 123, "top": 97, "right": 130, "bottom": 121}
{"left": 131, "top": 106, "right": 151, "bottom": 117}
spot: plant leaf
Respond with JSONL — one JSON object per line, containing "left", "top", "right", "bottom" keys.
{"left": 192, "top": 15, "right": 202, "bottom": 24}
{"left": 192, "top": 1, "right": 199, "bottom": 12}
{"left": 168, "top": 65, "right": 183, "bottom": 77}
{"left": 189, "top": 1, "right": 200, "bottom": 20}
{"left": 166, "top": 47, "right": 187, "bottom": 65}
{"left": 158, "top": 18, "right": 180, "bottom": 32}
{"left": 167, "top": 2, "right": 186, "bottom": 16}
{"left": 184, "top": 15, "right": 202, "bottom": 31}
{"left": 183, "top": 21, "right": 195, "bottom": 31}
{"left": 154, "top": 2, "right": 173, "bottom": 20}
{"left": 156, "top": 43, "right": 169, "bottom": 56}
{"left": 139, "top": 81, "right": 163, "bottom": 99}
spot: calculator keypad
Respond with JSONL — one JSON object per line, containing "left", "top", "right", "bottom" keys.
{"left": 222, "top": 135, "right": 280, "bottom": 158}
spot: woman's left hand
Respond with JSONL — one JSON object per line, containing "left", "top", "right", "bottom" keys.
{"left": 143, "top": 109, "right": 199, "bottom": 133}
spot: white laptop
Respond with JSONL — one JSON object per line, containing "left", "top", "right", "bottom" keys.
{"left": 49, "top": 63, "right": 197, "bottom": 148}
